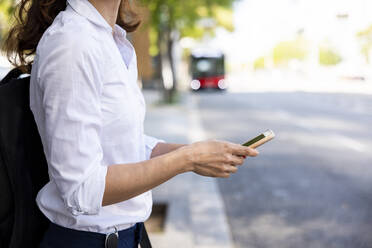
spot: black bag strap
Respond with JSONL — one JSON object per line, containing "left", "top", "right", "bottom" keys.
{"left": 140, "top": 225, "right": 152, "bottom": 248}
{"left": 0, "top": 68, "right": 23, "bottom": 86}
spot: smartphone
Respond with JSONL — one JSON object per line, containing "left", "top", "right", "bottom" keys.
{"left": 242, "top": 129, "right": 275, "bottom": 149}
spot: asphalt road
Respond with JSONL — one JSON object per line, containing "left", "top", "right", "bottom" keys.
{"left": 195, "top": 89, "right": 372, "bottom": 248}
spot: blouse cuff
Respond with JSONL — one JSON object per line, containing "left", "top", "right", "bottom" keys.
{"left": 67, "top": 164, "right": 108, "bottom": 216}
{"left": 144, "top": 135, "right": 164, "bottom": 160}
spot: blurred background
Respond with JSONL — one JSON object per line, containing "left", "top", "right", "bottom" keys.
{"left": 1, "top": 0, "right": 372, "bottom": 247}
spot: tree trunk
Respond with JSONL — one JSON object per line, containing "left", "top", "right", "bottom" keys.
{"left": 167, "top": 30, "right": 178, "bottom": 102}
{"left": 158, "top": 24, "right": 177, "bottom": 103}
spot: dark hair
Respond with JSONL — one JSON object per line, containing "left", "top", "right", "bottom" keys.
{"left": 2, "top": 0, "right": 140, "bottom": 73}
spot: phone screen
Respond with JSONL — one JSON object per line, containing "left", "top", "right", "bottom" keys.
{"left": 242, "top": 134, "right": 265, "bottom": 147}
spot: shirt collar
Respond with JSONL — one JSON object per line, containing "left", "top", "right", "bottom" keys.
{"left": 67, "top": 0, "right": 112, "bottom": 32}
{"left": 113, "top": 24, "right": 127, "bottom": 38}
{"left": 113, "top": 24, "right": 133, "bottom": 68}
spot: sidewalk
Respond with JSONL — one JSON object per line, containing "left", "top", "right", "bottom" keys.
{"left": 143, "top": 90, "right": 234, "bottom": 248}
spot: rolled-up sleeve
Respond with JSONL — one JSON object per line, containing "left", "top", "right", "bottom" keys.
{"left": 37, "top": 32, "right": 107, "bottom": 215}
{"left": 144, "top": 135, "right": 164, "bottom": 160}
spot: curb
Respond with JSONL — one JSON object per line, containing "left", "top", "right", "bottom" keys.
{"left": 145, "top": 90, "right": 233, "bottom": 247}
{"left": 187, "top": 94, "right": 234, "bottom": 248}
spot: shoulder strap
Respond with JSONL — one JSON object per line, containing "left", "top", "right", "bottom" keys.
{"left": 140, "top": 225, "right": 152, "bottom": 248}
{"left": 0, "top": 68, "right": 23, "bottom": 86}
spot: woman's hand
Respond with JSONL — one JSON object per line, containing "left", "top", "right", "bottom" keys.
{"left": 179, "top": 140, "right": 259, "bottom": 178}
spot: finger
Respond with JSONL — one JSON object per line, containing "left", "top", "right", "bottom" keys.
{"left": 210, "top": 165, "right": 233, "bottom": 178}
{"left": 217, "top": 153, "right": 232, "bottom": 163}
{"left": 248, "top": 148, "right": 259, "bottom": 157}
{"left": 220, "top": 153, "right": 245, "bottom": 165}
{"left": 235, "top": 159, "right": 245, "bottom": 166}
{"left": 223, "top": 164, "right": 238, "bottom": 173}
{"left": 209, "top": 163, "right": 237, "bottom": 174}
{"left": 230, "top": 144, "right": 259, "bottom": 157}
{"left": 230, "top": 155, "right": 245, "bottom": 166}
{"left": 218, "top": 172, "right": 231, "bottom": 178}
{"left": 211, "top": 170, "right": 232, "bottom": 178}
{"left": 195, "top": 166, "right": 223, "bottom": 178}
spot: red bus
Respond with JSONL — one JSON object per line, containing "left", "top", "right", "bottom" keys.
{"left": 190, "top": 50, "right": 227, "bottom": 91}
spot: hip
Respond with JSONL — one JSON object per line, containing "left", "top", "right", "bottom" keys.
{"left": 37, "top": 183, "right": 152, "bottom": 233}
{"left": 39, "top": 222, "right": 144, "bottom": 248}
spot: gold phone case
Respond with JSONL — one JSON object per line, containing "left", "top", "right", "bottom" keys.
{"left": 243, "top": 129, "right": 275, "bottom": 148}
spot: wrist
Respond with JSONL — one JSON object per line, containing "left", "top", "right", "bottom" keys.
{"left": 174, "top": 145, "right": 195, "bottom": 173}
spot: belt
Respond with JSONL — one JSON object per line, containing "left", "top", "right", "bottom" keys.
{"left": 47, "top": 222, "right": 144, "bottom": 247}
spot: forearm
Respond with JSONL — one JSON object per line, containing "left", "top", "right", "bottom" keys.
{"left": 102, "top": 140, "right": 258, "bottom": 207}
{"left": 150, "top": 142, "right": 186, "bottom": 158}
{"left": 102, "top": 147, "right": 190, "bottom": 206}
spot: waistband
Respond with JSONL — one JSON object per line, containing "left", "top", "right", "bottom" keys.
{"left": 48, "top": 222, "right": 144, "bottom": 242}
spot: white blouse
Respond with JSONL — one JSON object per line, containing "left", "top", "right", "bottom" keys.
{"left": 30, "top": 0, "right": 162, "bottom": 234}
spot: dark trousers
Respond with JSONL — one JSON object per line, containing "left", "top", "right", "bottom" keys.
{"left": 39, "top": 222, "right": 144, "bottom": 248}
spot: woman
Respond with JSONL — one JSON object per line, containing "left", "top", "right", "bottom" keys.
{"left": 3, "top": 0, "right": 258, "bottom": 247}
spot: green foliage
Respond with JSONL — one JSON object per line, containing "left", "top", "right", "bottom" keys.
{"left": 272, "top": 37, "right": 308, "bottom": 66}
{"left": 139, "top": 0, "right": 235, "bottom": 55}
{"left": 213, "top": 6, "right": 234, "bottom": 32}
{"left": 0, "top": 0, "right": 14, "bottom": 38}
{"left": 149, "top": 27, "right": 159, "bottom": 56}
{"left": 253, "top": 56, "right": 265, "bottom": 70}
{"left": 140, "top": 0, "right": 233, "bottom": 29}
{"left": 357, "top": 24, "right": 372, "bottom": 63}
{"left": 181, "top": 25, "right": 205, "bottom": 40}
{"left": 319, "top": 46, "right": 342, "bottom": 66}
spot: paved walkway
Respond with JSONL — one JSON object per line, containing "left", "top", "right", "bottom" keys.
{"left": 143, "top": 90, "right": 234, "bottom": 248}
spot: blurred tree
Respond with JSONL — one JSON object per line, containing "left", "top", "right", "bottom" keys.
{"left": 272, "top": 37, "right": 308, "bottom": 66}
{"left": 0, "top": 0, "right": 14, "bottom": 39}
{"left": 253, "top": 56, "right": 265, "bottom": 70}
{"left": 138, "top": 0, "right": 235, "bottom": 102}
{"left": 319, "top": 46, "right": 342, "bottom": 66}
{"left": 357, "top": 25, "right": 372, "bottom": 63}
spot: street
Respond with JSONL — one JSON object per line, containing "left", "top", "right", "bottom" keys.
{"left": 195, "top": 82, "right": 372, "bottom": 247}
